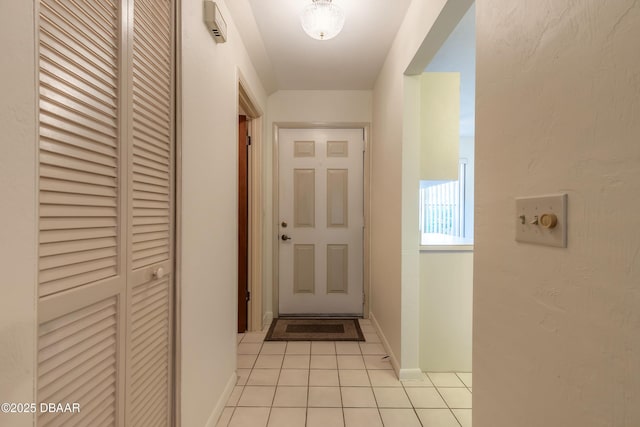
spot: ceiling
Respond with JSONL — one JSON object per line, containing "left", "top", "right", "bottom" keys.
{"left": 227, "top": 0, "right": 412, "bottom": 92}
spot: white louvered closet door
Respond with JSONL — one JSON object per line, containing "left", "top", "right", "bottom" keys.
{"left": 36, "top": 0, "right": 175, "bottom": 426}
{"left": 125, "top": 0, "right": 174, "bottom": 426}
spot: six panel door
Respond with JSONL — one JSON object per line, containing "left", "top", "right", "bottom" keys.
{"left": 278, "top": 128, "right": 364, "bottom": 315}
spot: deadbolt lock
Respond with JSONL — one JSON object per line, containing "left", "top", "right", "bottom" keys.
{"left": 281, "top": 221, "right": 288, "bottom": 228}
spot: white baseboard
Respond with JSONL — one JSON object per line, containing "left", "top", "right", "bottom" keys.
{"left": 399, "top": 368, "right": 424, "bottom": 381}
{"left": 368, "top": 312, "right": 401, "bottom": 377}
{"left": 204, "top": 371, "right": 237, "bottom": 427}
{"left": 263, "top": 311, "right": 273, "bottom": 331}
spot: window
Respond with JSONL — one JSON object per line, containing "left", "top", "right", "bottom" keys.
{"left": 420, "top": 160, "right": 473, "bottom": 245}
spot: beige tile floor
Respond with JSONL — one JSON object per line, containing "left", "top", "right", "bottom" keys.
{"left": 217, "top": 319, "right": 472, "bottom": 427}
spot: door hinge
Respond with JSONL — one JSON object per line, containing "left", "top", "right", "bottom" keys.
{"left": 247, "top": 135, "right": 252, "bottom": 146}
{"left": 246, "top": 291, "right": 251, "bottom": 302}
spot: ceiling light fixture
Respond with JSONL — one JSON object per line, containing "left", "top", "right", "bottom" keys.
{"left": 300, "top": 0, "right": 345, "bottom": 41}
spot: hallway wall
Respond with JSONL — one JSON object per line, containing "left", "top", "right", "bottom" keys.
{"left": 0, "top": 3, "right": 37, "bottom": 427}
{"left": 264, "top": 90, "right": 372, "bottom": 323}
{"left": 475, "top": 1, "right": 640, "bottom": 426}
{"left": 371, "top": 0, "right": 471, "bottom": 376}
{"left": 419, "top": 250, "right": 473, "bottom": 372}
{"left": 180, "top": 0, "right": 267, "bottom": 425}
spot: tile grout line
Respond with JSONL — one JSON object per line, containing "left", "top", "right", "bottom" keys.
{"left": 233, "top": 332, "right": 470, "bottom": 427}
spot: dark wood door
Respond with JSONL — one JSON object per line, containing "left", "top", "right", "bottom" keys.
{"left": 238, "top": 116, "right": 249, "bottom": 332}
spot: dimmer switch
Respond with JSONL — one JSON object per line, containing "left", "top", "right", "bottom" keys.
{"left": 515, "top": 194, "right": 567, "bottom": 248}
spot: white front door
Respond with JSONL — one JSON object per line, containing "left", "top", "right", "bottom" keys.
{"left": 278, "top": 128, "right": 364, "bottom": 315}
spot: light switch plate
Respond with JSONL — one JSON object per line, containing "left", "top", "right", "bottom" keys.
{"left": 515, "top": 193, "right": 567, "bottom": 248}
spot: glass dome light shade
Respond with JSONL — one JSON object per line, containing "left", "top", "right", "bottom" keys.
{"left": 300, "top": 0, "right": 345, "bottom": 41}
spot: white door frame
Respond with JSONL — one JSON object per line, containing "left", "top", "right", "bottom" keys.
{"left": 272, "top": 122, "right": 371, "bottom": 319}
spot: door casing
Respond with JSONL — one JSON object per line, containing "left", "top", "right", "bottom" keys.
{"left": 272, "top": 122, "right": 372, "bottom": 319}
{"left": 239, "top": 75, "right": 264, "bottom": 332}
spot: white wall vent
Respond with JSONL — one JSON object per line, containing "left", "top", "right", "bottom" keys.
{"left": 204, "top": 1, "right": 227, "bottom": 43}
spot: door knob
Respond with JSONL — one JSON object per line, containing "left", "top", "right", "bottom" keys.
{"left": 153, "top": 267, "right": 165, "bottom": 279}
{"left": 281, "top": 234, "right": 292, "bottom": 241}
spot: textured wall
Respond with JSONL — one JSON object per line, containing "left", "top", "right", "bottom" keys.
{"left": 180, "top": 0, "right": 267, "bottom": 425}
{"left": 475, "top": 1, "right": 640, "bottom": 426}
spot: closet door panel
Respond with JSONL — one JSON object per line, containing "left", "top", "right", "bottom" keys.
{"left": 37, "top": 0, "right": 125, "bottom": 425}
{"left": 125, "top": 0, "right": 174, "bottom": 425}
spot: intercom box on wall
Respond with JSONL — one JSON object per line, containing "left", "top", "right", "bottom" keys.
{"left": 204, "top": 1, "right": 227, "bottom": 43}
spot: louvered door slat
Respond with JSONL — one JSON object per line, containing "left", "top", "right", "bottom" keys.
{"left": 133, "top": 69, "right": 170, "bottom": 109}
{"left": 41, "top": 125, "right": 117, "bottom": 157}
{"left": 40, "top": 165, "right": 117, "bottom": 188}
{"left": 41, "top": 217, "right": 117, "bottom": 231}
{"left": 131, "top": 136, "right": 170, "bottom": 160}
{"left": 132, "top": 380, "right": 168, "bottom": 427}
{"left": 41, "top": 247, "right": 118, "bottom": 270}
{"left": 40, "top": 257, "right": 117, "bottom": 284}
{"left": 40, "top": 237, "right": 117, "bottom": 256}
{"left": 41, "top": 78, "right": 117, "bottom": 117}
{"left": 40, "top": 343, "right": 115, "bottom": 401}
{"left": 39, "top": 43, "right": 117, "bottom": 95}
{"left": 128, "top": 278, "right": 171, "bottom": 424}
{"left": 131, "top": 306, "right": 167, "bottom": 343}
{"left": 40, "top": 64, "right": 116, "bottom": 110}
{"left": 40, "top": 178, "right": 118, "bottom": 198}
{"left": 133, "top": 145, "right": 169, "bottom": 165}
{"left": 40, "top": 111, "right": 117, "bottom": 148}
{"left": 132, "top": 62, "right": 170, "bottom": 101}
{"left": 133, "top": 88, "right": 170, "bottom": 122}
{"left": 133, "top": 177, "right": 168, "bottom": 192}
{"left": 40, "top": 99, "right": 117, "bottom": 138}
{"left": 133, "top": 199, "right": 169, "bottom": 209}
{"left": 133, "top": 190, "right": 169, "bottom": 203}
{"left": 143, "top": 0, "right": 170, "bottom": 22}
{"left": 132, "top": 41, "right": 170, "bottom": 79}
{"left": 38, "top": 297, "right": 118, "bottom": 427}
{"left": 64, "top": 382, "right": 115, "bottom": 427}
{"left": 132, "top": 107, "right": 171, "bottom": 140}
{"left": 40, "top": 191, "right": 117, "bottom": 207}
{"left": 133, "top": 101, "right": 170, "bottom": 134}
{"left": 39, "top": 23, "right": 117, "bottom": 80}
{"left": 41, "top": 227, "right": 117, "bottom": 244}
{"left": 41, "top": 268, "right": 118, "bottom": 297}
{"left": 40, "top": 151, "right": 117, "bottom": 178}
{"left": 40, "top": 1, "right": 117, "bottom": 56}
{"left": 131, "top": 122, "right": 172, "bottom": 152}
{"left": 132, "top": 216, "right": 169, "bottom": 226}
{"left": 62, "top": 384, "right": 115, "bottom": 427}
{"left": 132, "top": 223, "right": 169, "bottom": 234}
{"left": 133, "top": 158, "right": 169, "bottom": 176}
{"left": 134, "top": 25, "right": 170, "bottom": 65}
{"left": 131, "top": 229, "right": 168, "bottom": 242}
{"left": 136, "top": 1, "right": 170, "bottom": 45}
